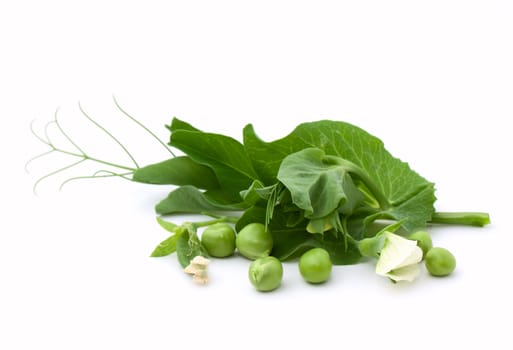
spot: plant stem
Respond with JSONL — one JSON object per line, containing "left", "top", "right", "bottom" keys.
{"left": 112, "top": 95, "right": 175, "bottom": 157}
{"left": 78, "top": 103, "right": 140, "bottom": 168}
{"left": 52, "top": 146, "right": 136, "bottom": 171}
{"left": 192, "top": 215, "right": 239, "bottom": 228}
{"left": 334, "top": 157, "right": 390, "bottom": 209}
{"left": 429, "top": 212, "right": 490, "bottom": 227}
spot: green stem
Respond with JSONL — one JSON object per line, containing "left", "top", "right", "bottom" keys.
{"left": 336, "top": 158, "right": 390, "bottom": 209}
{"left": 59, "top": 171, "right": 134, "bottom": 190}
{"left": 54, "top": 147, "right": 136, "bottom": 171}
{"left": 429, "top": 212, "right": 491, "bottom": 227}
{"left": 79, "top": 102, "right": 140, "bottom": 168}
{"left": 112, "top": 95, "right": 176, "bottom": 157}
{"left": 82, "top": 154, "right": 136, "bottom": 171}
{"left": 192, "top": 215, "right": 239, "bottom": 228}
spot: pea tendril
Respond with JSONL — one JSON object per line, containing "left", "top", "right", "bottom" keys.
{"left": 26, "top": 99, "right": 174, "bottom": 194}
{"left": 112, "top": 95, "right": 175, "bottom": 157}
{"left": 78, "top": 102, "right": 140, "bottom": 168}
{"left": 59, "top": 170, "right": 134, "bottom": 190}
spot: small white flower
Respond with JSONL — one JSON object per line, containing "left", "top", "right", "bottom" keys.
{"left": 183, "top": 255, "right": 210, "bottom": 285}
{"left": 375, "top": 232, "right": 423, "bottom": 282}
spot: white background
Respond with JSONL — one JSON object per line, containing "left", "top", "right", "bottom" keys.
{"left": 1, "top": 1, "right": 512, "bottom": 349}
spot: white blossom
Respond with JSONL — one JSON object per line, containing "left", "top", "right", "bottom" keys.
{"left": 375, "top": 232, "right": 423, "bottom": 282}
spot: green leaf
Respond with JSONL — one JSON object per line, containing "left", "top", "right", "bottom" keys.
{"left": 150, "top": 219, "right": 184, "bottom": 257}
{"left": 265, "top": 206, "right": 316, "bottom": 261}
{"left": 314, "top": 231, "right": 362, "bottom": 265}
{"left": 169, "top": 118, "right": 259, "bottom": 202}
{"left": 271, "top": 223, "right": 361, "bottom": 265}
{"left": 239, "top": 180, "right": 266, "bottom": 206}
{"left": 384, "top": 185, "right": 437, "bottom": 232}
{"left": 277, "top": 148, "right": 364, "bottom": 219}
{"left": 156, "top": 185, "right": 247, "bottom": 215}
{"left": 244, "top": 120, "right": 435, "bottom": 232}
{"left": 150, "top": 232, "right": 180, "bottom": 257}
{"left": 156, "top": 216, "right": 179, "bottom": 232}
{"left": 271, "top": 229, "right": 317, "bottom": 261}
{"left": 132, "top": 156, "right": 219, "bottom": 189}
{"left": 235, "top": 206, "right": 266, "bottom": 232}
{"left": 166, "top": 117, "right": 201, "bottom": 133}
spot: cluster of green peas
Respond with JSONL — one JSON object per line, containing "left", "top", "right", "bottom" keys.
{"left": 201, "top": 223, "right": 457, "bottom": 291}
{"left": 201, "top": 222, "right": 331, "bottom": 291}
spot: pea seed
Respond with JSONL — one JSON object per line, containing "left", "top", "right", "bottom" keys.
{"left": 201, "top": 223, "right": 236, "bottom": 258}
{"left": 299, "top": 248, "right": 332, "bottom": 284}
{"left": 236, "top": 223, "right": 273, "bottom": 260}
{"left": 425, "top": 247, "right": 456, "bottom": 277}
{"left": 248, "top": 256, "right": 283, "bottom": 292}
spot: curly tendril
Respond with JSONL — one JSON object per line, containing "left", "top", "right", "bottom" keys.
{"left": 26, "top": 99, "right": 174, "bottom": 194}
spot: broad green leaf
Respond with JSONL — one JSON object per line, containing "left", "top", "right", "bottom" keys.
{"left": 272, "top": 225, "right": 361, "bottom": 264}
{"left": 169, "top": 118, "right": 259, "bottom": 202}
{"left": 235, "top": 206, "right": 266, "bottom": 232}
{"left": 313, "top": 231, "right": 362, "bottom": 265}
{"left": 132, "top": 156, "right": 219, "bottom": 189}
{"left": 383, "top": 185, "right": 437, "bottom": 232}
{"left": 277, "top": 148, "right": 364, "bottom": 219}
{"left": 243, "top": 120, "right": 435, "bottom": 232}
{"left": 156, "top": 185, "right": 247, "bottom": 215}
{"left": 271, "top": 229, "right": 317, "bottom": 261}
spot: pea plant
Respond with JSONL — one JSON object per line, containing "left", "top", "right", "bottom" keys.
{"left": 28, "top": 101, "right": 490, "bottom": 291}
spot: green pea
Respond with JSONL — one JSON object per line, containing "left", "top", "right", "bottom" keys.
{"left": 299, "top": 248, "right": 332, "bottom": 284}
{"left": 236, "top": 223, "right": 273, "bottom": 260}
{"left": 425, "top": 247, "right": 456, "bottom": 277}
{"left": 408, "top": 230, "right": 433, "bottom": 258}
{"left": 201, "top": 223, "right": 236, "bottom": 258}
{"left": 248, "top": 256, "right": 283, "bottom": 292}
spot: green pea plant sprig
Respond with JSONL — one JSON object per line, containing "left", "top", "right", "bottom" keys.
{"left": 28, "top": 99, "right": 490, "bottom": 291}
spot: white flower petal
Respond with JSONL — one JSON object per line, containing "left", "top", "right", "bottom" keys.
{"left": 386, "top": 264, "right": 421, "bottom": 282}
{"left": 376, "top": 232, "right": 418, "bottom": 274}
{"left": 375, "top": 232, "right": 423, "bottom": 283}
{"left": 394, "top": 245, "right": 423, "bottom": 270}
